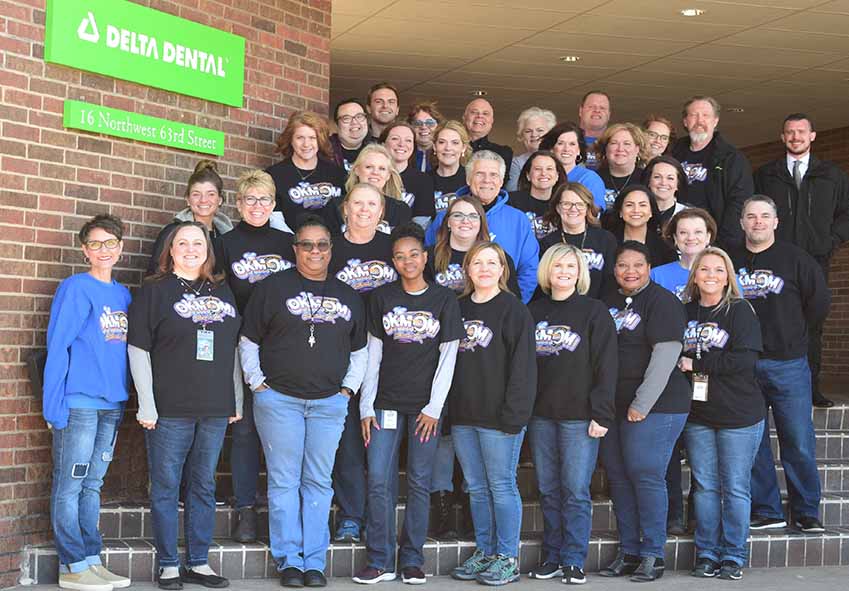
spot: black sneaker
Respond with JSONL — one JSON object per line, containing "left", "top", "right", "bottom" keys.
{"left": 718, "top": 561, "right": 742, "bottom": 580}
{"left": 528, "top": 562, "right": 562, "bottom": 579}
{"left": 401, "top": 566, "right": 426, "bottom": 585}
{"left": 598, "top": 553, "right": 640, "bottom": 577}
{"left": 279, "top": 567, "right": 305, "bottom": 588}
{"left": 749, "top": 515, "right": 787, "bottom": 530}
{"left": 352, "top": 567, "right": 396, "bottom": 585}
{"left": 303, "top": 570, "right": 327, "bottom": 588}
{"left": 629, "top": 557, "right": 664, "bottom": 582}
{"left": 561, "top": 565, "right": 586, "bottom": 585}
{"left": 690, "top": 557, "right": 719, "bottom": 578}
{"left": 795, "top": 516, "right": 825, "bottom": 533}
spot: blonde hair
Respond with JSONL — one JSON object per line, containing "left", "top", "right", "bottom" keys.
{"left": 684, "top": 246, "right": 742, "bottom": 313}
{"left": 461, "top": 241, "right": 511, "bottom": 298}
{"left": 430, "top": 120, "right": 472, "bottom": 169}
{"left": 345, "top": 144, "right": 404, "bottom": 200}
{"left": 596, "top": 122, "right": 652, "bottom": 167}
{"left": 537, "top": 243, "right": 591, "bottom": 296}
{"left": 340, "top": 182, "right": 385, "bottom": 225}
{"left": 236, "top": 169, "right": 276, "bottom": 201}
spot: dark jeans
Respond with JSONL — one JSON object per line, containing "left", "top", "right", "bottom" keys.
{"left": 751, "top": 357, "right": 821, "bottom": 520}
{"left": 51, "top": 408, "right": 122, "bottom": 573}
{"left": 145, "top": 417, "right": 228, "bottom": 568}
{"left": 599, "top": 413, "right": 688, "bottom": 559}
{"left": 230, "top": 387, "right": 262, "bottom": 509}
{"left": 332, "top": 392, "right": 367, "bottom": 527}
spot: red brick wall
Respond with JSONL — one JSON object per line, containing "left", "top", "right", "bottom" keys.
{"left": 742, "top": 127, "right": 849, "bottom": 379}
{"left": 0, "top": 0, "right": 330, "bottom": 586}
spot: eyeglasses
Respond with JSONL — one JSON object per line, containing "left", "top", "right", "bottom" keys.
{"left": 85, "top": 238, "right": 120, "bottom": 250}
{"left": 645, "top": 130, "right": 670, "bottom": 142}
{"left": 448, "top": 212, "right": 481, "bottom": 222}
{"left": 241, "top": 195, "right": 274, "bottom": 207}
{"left": 392, "top": 251, "right": 423, "bottom": 263}
{"left": 338, "top": 113, "right": 367, "bottom": 125}
{"left": 294, "top": 240, "right": 332, "bottom": 252}
{"left": 556, "top": 202, "right": 587, "bottom": 212}
{"left": 412, "top": 118, "right": 438, "bottom": 128}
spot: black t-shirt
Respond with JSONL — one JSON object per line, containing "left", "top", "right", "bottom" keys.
{"left": 240, "top": 268, "right": 366, "bottom": 399}
{"left": 401, "top": 167, "right": 436, "bottom": 218}
{"left": 128, "top": 275, "right": 240, "bottom": 417}
{"left": 509, "top": 190, "right": 555, "bottom": 240}
{"left": 328, "top": 233, "right": 398, "bottom": 296}
{"left": 539, "top": 227, "right": 617, "bottom": 299}
{"left": 676, "top": 140, "right": 714, "bottom": 209}
{"left": 340, "top": 145, "right": 363, "bottom": 172}
{"left": 430, "top": 168, "right": 467, "bottom": 215}
{"left": 449, "top": 291, "right": 537, "bottom": 433}
{"left": 266, "top": 158, "right": 346, "bottom": 229}
{"left": 598, "top": 166, "right": 641, "bottom": 211}
{"left": 683, "top": 299, "right": 765, "bottom": 429}
{"left": 424, "top": 246, "right": 521, "bottom": 298}
{"left": 324, "top": 196, "right": 412, "bottom": 236}
{"left": 368, "top": 282, "right": 464, "bottom": 414}
{"left": 528, "top": 294, "right": 618, "bottom": 428}
{"left": 220, "top": 222, "right": 295, "bottom": 313}
{"left": 602, "top": 281, "right": 691, "bottom": 416}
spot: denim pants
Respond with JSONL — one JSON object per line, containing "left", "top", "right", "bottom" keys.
{"left": 254, "top": 388, "right": 348, "bottom": 572}
{"left": 51, "top": 408, "right": 122, "bottom": 573}
{"left": 599, "top": 413, "right": 688, "bottom": 559}
{"left": 751, "top": 357, "right": 821, "bottom": 519}
{"left": 365, "top": 410, "right": 440, "bottom": 571}
{"left": 332, "top": 392, "right": 367, "bottom": 527}
{"left": 230, "top": 387, "right": 262, "bottom": 509}
{"left": 430, "top": 434, "right": 456, "bottom": 493}
{"left": 685, "top": 420, "right": 764, "bottom": 566}
{"left": 453, "top": 425, "right": 525, "bottom": 557}
{"left": 145, "top": 416, "right": 228, "bottom": 568}
{"left": 529, "top": 417, "right": 599, "bottom": 568}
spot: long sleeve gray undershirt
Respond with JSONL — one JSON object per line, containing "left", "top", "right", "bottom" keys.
{"left": 630, "top": 341, "right": 683, "bottom": 416}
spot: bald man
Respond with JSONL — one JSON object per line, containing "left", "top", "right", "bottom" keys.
{"left": 463, "top": 98, "right": 513, "bottom": 182}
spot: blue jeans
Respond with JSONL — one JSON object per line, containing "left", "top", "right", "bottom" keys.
{"left": 529, "top": 418, "right": 598, "bottom": 568}
{"left": 365, "top": 410, "right": 440, "bottom": 571}
{"left": 430, "top": 434, "right": 456, "bottom": 493}
{"left": 145, "top": 417, "right": 228, "bottom": 568}
{"left": 751, "top": 357, "right": 821, "bottom": 519}
{"left": 254, "top": 388, "right": 348, "bottom": 572}
{"left": 599, "top": 413, "right": 688, "bottom": 559}
{"left": 332, "top": 392, "right": 366, "bottom": 527}
{"left": 685, "top": 421, "right": 764, "bottom": 566}
{"left": 453, "top": 425, "right": 525, "bottom": 557}
{"left": 230, "top": 387, "right": 261, "bottom": 509}
{"left": 51, "top": 408, "right": 122, "bottom": 573}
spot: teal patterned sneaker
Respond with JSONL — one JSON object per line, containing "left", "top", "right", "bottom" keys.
{"left": 451, "top": 548, "right": 493, "bottom": 581}
{"left": 475, "top": 554, "right": 520, "bottom": 586}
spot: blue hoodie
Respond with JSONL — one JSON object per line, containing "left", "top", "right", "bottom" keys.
{"left": 43, "top": 273, "right": 131, "bottom": 429}
{"left": 425, "top": 187, "right": 539, "bottom": 302}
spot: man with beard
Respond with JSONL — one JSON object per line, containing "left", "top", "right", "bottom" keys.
{"left": 330, "top": 98, "right": 374, "bottom": 171}
{"left": 367, "top": 82, "right": 400, "bottom": 141}
{"left": 578, "top": 91, "right": 611, "bottom": 170}
{"left": 672, "top": 96, "right": 754, "bottom": 248}
{"left": 463, "top": 98, "right": 513, "bottom": 182}
{"left": 754, "top": 113, "right": 849, "bottom": 408}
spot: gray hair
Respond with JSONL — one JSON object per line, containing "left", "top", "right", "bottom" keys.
{"left": 465, "top": 150, "right": 506, "bottom": 183}
{"left": 682, "top": 95, "right": 721, "bottom": 119}
{"left": 515, "top": 107, "right": 557, "bottom": 142}
{"left": 741, "top": 194, "right": 778, "bottom": 218}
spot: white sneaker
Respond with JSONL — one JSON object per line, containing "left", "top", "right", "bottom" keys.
{"left": 90, "top": 565, "right": 131, "bottom": 589}
{"left": 58, "top": 569, "right": 113, "bottom": 591}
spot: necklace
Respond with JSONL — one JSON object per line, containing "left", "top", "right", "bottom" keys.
{"left": 562, "top": 228, "right": 587, "bottom": 250}
{"left": 298, "top": 274, "right": 328, "bottom": 348}
{"left": 294, "top": 163, "right": 317, "bottom": 183}
{"left": 176, "top": 274, "right": 206, "bottom": 296}
{"left": 609, "top": 169, "right": 635, "bottom": 196}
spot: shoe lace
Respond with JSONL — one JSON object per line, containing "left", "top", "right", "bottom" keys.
{"left": 463, "top": 549, "right": 490, "bottom": 571}
{"left": 486, "top": 555, "right": 516, "bottom": 577}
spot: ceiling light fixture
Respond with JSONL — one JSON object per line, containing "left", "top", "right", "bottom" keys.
{"left": 726, "top": 106, "right": 745, "bottom": 113}
{"left": 680, "top": 8, "right": 705, "bottom": 17}
{"left": 559, "top": 55, "right": 581, "bottom": 63}
{"left": 471, "top": 89, "right": 488, "bottom": 97}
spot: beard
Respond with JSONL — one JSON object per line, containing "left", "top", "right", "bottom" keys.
{"left": 689, "top": 130, "right": 711, "bottom": 145}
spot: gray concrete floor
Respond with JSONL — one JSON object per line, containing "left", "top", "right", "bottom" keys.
{"left": 19, "top": 567, "right": 849, "bottom": 590}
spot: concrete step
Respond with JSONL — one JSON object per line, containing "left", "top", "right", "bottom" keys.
{"left": 22, "top": 527, "right": 849, "bottom": 584}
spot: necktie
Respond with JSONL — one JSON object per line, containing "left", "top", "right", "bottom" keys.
{"left": 793, "top": 159, "right": 802, "bottom": 190}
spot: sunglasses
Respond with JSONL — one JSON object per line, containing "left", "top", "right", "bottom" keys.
{"left": 295, "top": 240, "right": 332, "bottom": 252}
{"left": 412, "top": 119, "right": 438, "bottom": 128}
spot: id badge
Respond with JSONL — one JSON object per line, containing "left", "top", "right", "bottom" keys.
{"left": 692, "top": 373, "right": 709, "bottom": 402}
{"left": 196, "top": 329, "right": 214, "bottom": 362}
{"left": 382, "top": 409, "right": 398, "bottom": 430}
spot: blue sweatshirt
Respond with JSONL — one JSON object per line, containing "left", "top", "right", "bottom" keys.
{"left": 43, "top": 273, "right": 131, "bottom": 429}
{"left": 425, "top": 187, "right": 539, "bottom": 303}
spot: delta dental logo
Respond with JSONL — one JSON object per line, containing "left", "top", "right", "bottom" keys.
{"left": 582, "top": 249, "right": 604, "bottom": 272}
{"left": 460, "top": 319, "right": 493, "bottom": 352}
{"left": 535, "top": 321, "right": 581, "bottom": 356}
{"left": 737, "top": 268, "right": 785, "bottom": 299}
{"left": 336, "top": 259, "right": 397, "bottom": 292}
{"left": 683, "top": 321, "right": 729, "bottom": 353}
{"left": 435, "top": 263, "right": 465, "bottom": 293}
{"left": 99, "top": 306, "right": 128, "bottom": 342}
{"left": 231, "top": 252, "right": 292, "bottom": 284}
{"left": 286, "top": 292, "right": 352, "bottom": 324}
{"left": 288, "top": 182, "right": 341, "bottom": 209}
{"left": 383, "top": 307, "right": 441, "bottom": 344}
{"left": 174, "top": 294, "right": 236, "bottom": 324}
{"left": 609, "top": 307, "right": 641, "bottom": 333}
{"left": 76, "top": 11, "right": 229, "bottom": 78}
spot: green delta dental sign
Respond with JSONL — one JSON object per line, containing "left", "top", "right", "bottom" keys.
{"left": 44, "top": 0, "right": 245, "bottom": 107}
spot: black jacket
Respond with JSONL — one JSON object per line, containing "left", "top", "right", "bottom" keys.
{"left": 754, "top": 155, "right": 849, "bottom": 259}
{"left": 672, "top": 132, "right": 754, "bottom": 248}
{"left": 471, "top": 135, "right": 514, "bottom": 182}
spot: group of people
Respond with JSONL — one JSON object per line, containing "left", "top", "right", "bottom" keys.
{"left": 43, "top": 82, "right": 849, "bottom": 591}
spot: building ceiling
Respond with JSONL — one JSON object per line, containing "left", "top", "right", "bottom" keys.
{"left": 330, "top": 0, "right": 849, "bottom": 149}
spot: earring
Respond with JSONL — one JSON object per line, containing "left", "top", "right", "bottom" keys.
{"left": 84, "top": 256, "right": 91, "bottom": 264}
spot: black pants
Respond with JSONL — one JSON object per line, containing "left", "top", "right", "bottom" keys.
{"left": 808, "top": 255, "right": 831, "bottom": 397}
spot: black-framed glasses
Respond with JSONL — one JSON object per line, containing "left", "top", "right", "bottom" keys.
{"left": 448, "top": 212, "right": 481, "bottom": 222}
{"left": 295, "top": 239, "right": 332, "bottom": 252}
{"left": 412, "top": 118, "right": 438, "bottom": 128}
{"left": 338, "top": 113, "right": 367, "bottom": 125}
{"left": 242, "top": 195, "right": 274, "bottom": 207}
{"left": 646, "top": 130, "right": 670, "bottom": 142}
{"left": 85, "top": 238, "right": 120, "bottom": 250}
{"left": 556, "top": 202, "right": 587, "bottom": 212}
